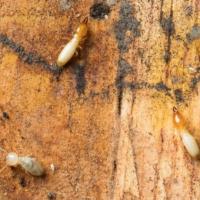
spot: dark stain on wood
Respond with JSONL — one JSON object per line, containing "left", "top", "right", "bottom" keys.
{"left": 115, "top": 57, "right": 133, "bottom": 115}
{"left": 114, "top": 1, "right": 141, "bottom": 53}
{"left": 90, "top": 2, "right": 110, "bottom": 20}
{"left": 187, "top": 25, "right": 200, "bottom": 42}
{"left": 174, "top": 89, "right": 184, "bottom": 103}
{"left": 160, "top": 15, "right": 175, "bottom": 64}
{"left": 72, "top": 60, "right": 86, "bottom": 96}
{"left": 0, "top": 33, "right": 61, "bottom": 74}
{"left": 2, "top": 112, "right": 9, "bottom": 120}
{"left": 160, "top": 0, "right": 175, "bottom": 64}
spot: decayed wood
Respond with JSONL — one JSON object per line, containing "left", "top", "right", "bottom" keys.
{"left": 1, "top": 0, "right": 200, "bottom": 199}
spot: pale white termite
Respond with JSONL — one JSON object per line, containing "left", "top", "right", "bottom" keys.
{"left": 57, "top": 17, "right": 88, "bottom": 67}
{"left": 173, "top": 107, "right": 200, "bottom": 158}
{"left": 6, "top": 152, "right": 44, "bottom": 176}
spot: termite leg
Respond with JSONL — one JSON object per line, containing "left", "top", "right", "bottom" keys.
{"left": 82, "top": 16, "right": 88, "bottom": 24}
{"left": 173, "top": 106, "right": 178, "bottom": 113}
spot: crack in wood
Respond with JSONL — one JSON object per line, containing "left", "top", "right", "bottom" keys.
{"left": 72, "top": 60, "right": 86, "bottom": 96}
{"left": 115, "top": 58, "right": 133, "bottom": 115}
{"left": 114, "top": 1, "right": 140, "bottom": 116}
{"left": 160, "top": 0, "right": 164, "bottom": 23}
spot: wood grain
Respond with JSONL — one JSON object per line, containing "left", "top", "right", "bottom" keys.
{"left": 1, "top": 0, "right": 200, "bottom": 199}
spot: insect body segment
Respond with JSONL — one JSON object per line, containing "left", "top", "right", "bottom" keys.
{"left": 6, "top": 152, "right": 44, "bottom": 176}
{"left": 173, "top": 107, "right": 200, "bottom": 158}
{"left": 57, "top": 18, "right": 88, "bottom": 67}
{"left": 181, "top": 131, "right": 200, "bottom": 157}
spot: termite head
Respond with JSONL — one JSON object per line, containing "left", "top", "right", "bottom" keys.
{"left": 76, "top": 17, "right": 88, "bottom": 40}
{"left": 173, "top": 107, "right": 185, "bottom": 129}
{"left": 6, "top": 152, "right": 19, "bottom": 167}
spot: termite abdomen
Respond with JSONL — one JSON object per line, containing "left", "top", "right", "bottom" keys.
{"left": 18, "top": 157, "right": 44, "bottom": 176}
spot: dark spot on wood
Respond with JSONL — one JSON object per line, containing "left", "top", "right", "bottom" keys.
{"left": 160, "top": 15, "right": 175, "bottom": 64}
{"left": 2, "top": 112, "right": 9, "bottom": 120}
{"left": 115, "top": 58, "right": 133, "bottom": 115}
{"left": 19, "top": 176, "right": 26, "bottom": 188}
{"left": 154, "top": 82, "right": 171, "bottom": 92}
{"left": 73, "top": 60, "right": 86, "bottom": 96}
{"left": 119, "top": 80, "right": 171, "bottom": 98}
{"left": 114, "top": 2, "right": 141, "bottom": 53}
{"left": 187, "top": 25, "right": 200, "bottom": 42}
{"left": 163, "top": 50, "right": 171, "bottom": 64}
{"left": 174, "top": 89, "right": 184, "bottom": 102}
{"left": 113, "top": 160, "right": 117, "bottom": 171}
{"left": 90, "top": 3, "right": 110, "bottom": 19}
{"left": 47, "top": 192, "right": 57, "bottom": 200}
{"left": 0, "top": 33, "right": 61, "bottom": 74}
{"left": 160, "top": 17, "right": 175, "bottom": 36}
{"left": 191, "top": 76, "right": 200, "bottom": 88}
{"left": 116, "top": 58, "right": 133, "bottom": 89}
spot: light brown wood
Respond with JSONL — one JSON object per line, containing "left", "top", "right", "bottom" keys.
{"left": 1, "top": 0, "right": 200, "bottom": 199}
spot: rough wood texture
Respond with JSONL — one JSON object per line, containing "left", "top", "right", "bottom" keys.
{"left": 1, "top": 0, "right": 200, "bottom": 199}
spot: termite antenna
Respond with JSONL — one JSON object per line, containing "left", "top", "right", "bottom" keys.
{"left": 82, "top": 16, "right": 88, "bottom": 24}
{"left": 173, "top": 106, "right": 178, "bottom": 113}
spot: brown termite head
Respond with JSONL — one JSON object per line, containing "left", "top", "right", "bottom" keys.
{"left": 173, "top": 107, "right": 186, "bottom": 130}
{"left": 76, "top": 17, "right": 88, "bottom": 41}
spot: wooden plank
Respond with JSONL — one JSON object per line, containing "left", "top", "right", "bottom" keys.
{"left": 0, "top": 0, "right": 200, "bottom": 199}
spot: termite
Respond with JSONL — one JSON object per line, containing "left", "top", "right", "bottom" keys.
{"left": 173, "top": 107, "right": 200, "bottom": 158}
{"left": 56, "top": 17, "right": 88, "bottom": 67}
{"left": 0, "top": 151, "right": 44, "bottom": 176}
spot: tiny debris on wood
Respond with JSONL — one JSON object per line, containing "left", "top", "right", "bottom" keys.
{"left": 50, "top": 163, "right": 56, "bottom": 173}
{"left": 59, "top": 0, "right": 74, "bottom": 11}
{"left": 47, "top": 192, "right": 57, "bottom": 200}
{"left": 2, "top": 112, "right": 9, "bottom": 120}
{"left": 19, "top": 176, "right": 27, "bottom": 187}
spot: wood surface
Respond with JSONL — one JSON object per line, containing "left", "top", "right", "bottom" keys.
{"left": 1, "top": 0, "right": 200, "bottom": 199}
